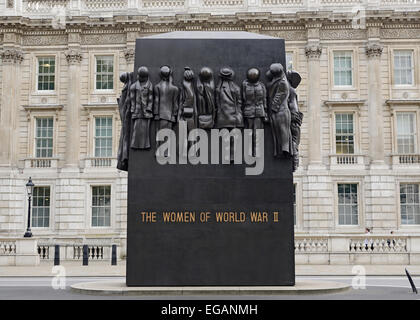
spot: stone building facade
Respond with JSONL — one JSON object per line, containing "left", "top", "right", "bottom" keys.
{"left": 1, "top": 0, "right": 420, "bottom": 264}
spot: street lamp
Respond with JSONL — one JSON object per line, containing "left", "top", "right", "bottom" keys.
{"left": 24, "top": 177, "right": 34, "bottom": 238}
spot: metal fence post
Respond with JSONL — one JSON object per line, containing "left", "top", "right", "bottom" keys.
{"left": 111, "top": 244, "right": 117, "bottom": 266}
{"left": 83, "top": 245, "right": 89, "bottom": 266}
{"left": 54, "top": 245, "right": 60, "bottom": 266}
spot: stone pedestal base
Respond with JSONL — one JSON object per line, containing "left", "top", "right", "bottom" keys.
{"left": 71, "top": 280, "right": 350, "bottom": 296}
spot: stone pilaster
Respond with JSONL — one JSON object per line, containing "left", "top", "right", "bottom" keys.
{"left": 305, "top": 43, "right": 323, "bottom": 167}
{"left": 0, "top": 48, "right": 23, "bottom": 167}
{"left": 64, "top": 48, "right": 82, "bottom": 167}
{"left": 365, "top": 42, "right": 385, "bottom": 165}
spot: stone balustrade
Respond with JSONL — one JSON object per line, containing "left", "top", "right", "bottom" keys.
{"left": 295, "top": 234, "right": 420, "bottom": 265}
{"left": 329, "top": 154, "right": 366, "bottom": 170}
{"left": 83, "top": 157, "right": 117, "bottom": 168}
{"left": 3, "top": 0, "right": 416, "bottom": 16}
{"left": 24, "top": 157, "right": 60, "bottom": 169}
{"left": 1, "top": 236, "right": 420, "bottom": 265}
{"left": 27, "top": 235, "right": 420, "bottom": 265}
{"left": 36, "top": 242, "right": 117, "bottom": 261}
{"left": 392, "top": 154, "right": 420, "bottom": 166}
{"left": 0, "top": 238, "right": 40, "bottom": 266}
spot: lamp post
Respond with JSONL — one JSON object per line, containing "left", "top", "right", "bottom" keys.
{"left": 24, "top": 177, "right": 34, "bottom": 238}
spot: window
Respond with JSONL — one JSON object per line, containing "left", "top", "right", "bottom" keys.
{"left": 92, "top": 186, "right": 111, "bottom": 227}
{"left": 35, "top": 118, "right": 53, "bottom": 158}
{"left": 394, "top": 50, "right": 414, "bottom": 85}
{"left": 338, "top": 183, "right": 358, "bottom": 225}
{"left": 396, "top": 112, "right": 416, "bottom": 153}
{"left": 32, "top": 187, "right": 50, "bottom": 228}
{"left": 286, "top": 52, "right": 293, "bottom": 72}
{"left": 37, "top": 57, "right": 55, "bottom": 91}
{"left": 94, "top": 117, "right": 113, "bottom": 157}
{"left": 333, "top": 51, "right": 353, "bottom": 86}
{"left": 400, "top": 183, "right": 420, "bottom": 225}
{"left": 335, "top": 113, "right": 354, "bottom": 154}
{"left": 95, "top": 56, "right": 114, "bottom": 90}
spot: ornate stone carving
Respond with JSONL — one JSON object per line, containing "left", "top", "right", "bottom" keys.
{"left": 305, "top": 45, "right": 322, "bottom": 60}
{"left": 263, "top": 30, "right": 306, "bottom": 41}
{"left": 81, "top": 34, "right": 126, "bottom": 45}
{"left": 320, "top": 29, "right": 366, "bottom": 40}
{"left": 381, "top": 28, "right": 420, "bottom": 39}
{"left": 65, "top": 49, "right": 82, "bottom": 64}
{"left": 0, "top": 49, "right": 24, "bottom": 64}
{"left": 23, "top": 35, "right": 67, "bottom": 46}
{"left": 124, "top": 48, "right": 135, "bottom": 64}
{"left": 365, "top": 43, "right": 383, "bottom": 58}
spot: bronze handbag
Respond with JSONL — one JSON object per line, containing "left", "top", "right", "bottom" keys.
{"left": 183, "top": 107, "right": 194, "bottom": 119}
{"left": 198, "top": 114, "right": 214, "bottom": 129}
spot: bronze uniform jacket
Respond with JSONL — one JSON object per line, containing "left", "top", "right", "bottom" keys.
{"left": 215, "top": 80, "right": 243, "bottom": 128}
{"left": 242, "top": 80, "right": 267, "bottom": 119}
{"left": 153, "top": 81, "right": 179, "bottom": 122}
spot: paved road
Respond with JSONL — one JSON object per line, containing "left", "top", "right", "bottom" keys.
{"left": 0, "top": 276, "right": 418, "bottom": 300}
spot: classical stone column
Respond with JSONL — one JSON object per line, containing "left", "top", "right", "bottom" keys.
{"left": 305, "top": 44, "right": 323, "bottom": 167}
{"left": 64, "top": 49, "right": 82, "bottom": 167}
{"left": 0, "top": 48, "right": 23, "bottom": 167}
{"left": 366, "top": 42, "right": 385, "bottom": 164}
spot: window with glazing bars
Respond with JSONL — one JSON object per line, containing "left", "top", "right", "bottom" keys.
{"left": 396, "top": 112, "right": 416, "bottom": 154}
{"left": 35, "top": 118, "right": 53, "bottom": 158}
{"left": 338, "top": 183, "right": 358, "bottom": 225}
{"left": 32, "top": 186, "right": 50, "bottom": 228}
{"left": 400, "top": 183, "right": 420, "bottom": 225}
{"left": 94, "top": 117, "right": 113, "bottom": 157}
{"left": 95, "top": 56, "right": 114, "bottom": 90}
{"left": 37, "top": 57, "right": 55, "bottom": 91}
{"left": 92, "top": 186, "right": 111, "bottom": 227}
{"left": 333, "top": 51, "right": 353, "bottom": 86}
{"left": 394, "top": 50, "right": 414, "bottom": 85}
{"left": 335, "top": 113, "right": 354, "bottom": 154}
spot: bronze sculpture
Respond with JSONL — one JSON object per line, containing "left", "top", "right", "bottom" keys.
{"left": 287, "top": 70, "right": 303, "bottom": 171}
{"left": 117, "top": 71, "right": 134, "bottom": 171}
{"left": 130, "top": 66, "right": 154, "bottom": 150}
{"left": 215, "top": 67, "right": 243, "bottom": 129}
{"left": 242, "top": 67, "right": 267, "bottom": 156}
{"left": 196, "top": 67, "right": 215, "bottom": 129}
{"left": 267, "top": 63, "right": 292, "bottom": 158}
{"left": 153, "top": 65, "right": 179, "bottom": 131}
{"left": 179, "top": 67, "right": 198, "bottom": 132}
{"left": 116, "top": 61, "right": 303, "bottom": 171}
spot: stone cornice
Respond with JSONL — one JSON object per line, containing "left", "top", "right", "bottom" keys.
{"left": 1, "top": 10, "right": 420, "bottom": 32}
{"left": 386, "top": 100, "right": 420, "bottom": 108}
{"left": 82, "top": 103, "right": 118, "bottom": 113}
{"left": 0, "top": 48, "right": 23, "bottom": 64}
{"left": 1, "top": 11, "right": 420, "bottom": 42}
{"left": 22, "top": 104, "right": 64, "bottom": 112}
{"left": 324, "top": 100, "right": 365, "bottom": 107}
